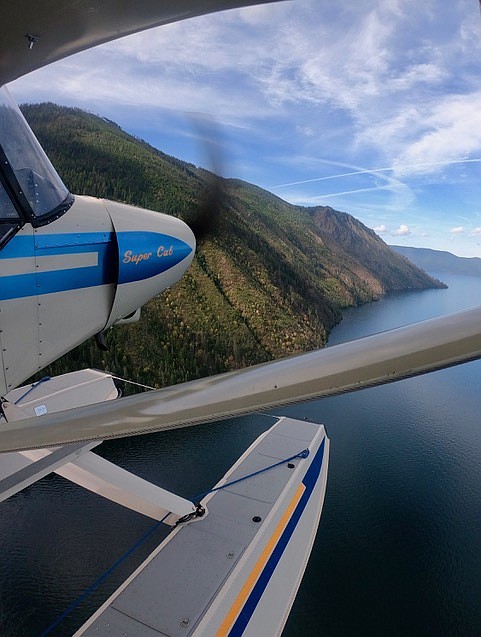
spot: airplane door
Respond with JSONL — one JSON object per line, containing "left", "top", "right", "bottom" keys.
{"left": 32, "top": 197, "right": 116, "bottom": 376}
{"left": 0, "top": 223, "right": 38, "bottom": 395}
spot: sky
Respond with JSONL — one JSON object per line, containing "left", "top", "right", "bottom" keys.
{"left": 9, "top": 0, "right": 481, "bottom": 257}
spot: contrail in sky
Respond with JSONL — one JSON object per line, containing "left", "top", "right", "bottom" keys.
{"left": 271, "top": 158, "right": 481, "bottom": 189}
{"left": 302, "top": 185, "right": 395, "bottom": 200}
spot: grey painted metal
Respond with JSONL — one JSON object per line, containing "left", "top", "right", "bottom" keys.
{"left": 75, "top": 417, "right": 327, "bottom": 637}
{"left": 0, "top": 441, "right": 99, "bottom": 502}
{"left": 106, "top": 527, "right": 246, "bottom": 637}
{"left": 0, "top": 305, "right": 480, "bottom": 452}
{"left": 0, "top": 0, "right": 281, "bottom": 86}
{"left": 77, "top": 609, "right": 167, "bottom": 636}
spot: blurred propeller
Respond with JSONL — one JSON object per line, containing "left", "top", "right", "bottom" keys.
{"left": 184, "top": 115, "right": 226, "bottom": 244}
{"left": 188, "top": 170, "right": 225, "bottom": 243}
{"left": 1, "top": 305, "right": 481, "bottom": 452}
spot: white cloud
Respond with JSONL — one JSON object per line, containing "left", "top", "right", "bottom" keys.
{"left": 470, "top": 227, "right": 481, "bottom": 236}
{"left": 237, "top": 3, "right": 290, "bottom": 26}
{"left": 11, "top": 0, "right": 481, "bottom": 164}
{"left": 388, "top": 63, "right": 446, "bottom": 92}
{"left": 394, "top": 224, "right": 411, "bottom": 236}
{"left": 450, "top": 226, "right": 465, "bottom": 234}
{"left": 373, "top": 224, "right": 388, "bottom": 234}
{"left": 8, "top": 0, "right": 481, "bottom": 257}
{"left": 391, "top": 92, "right": 481, "bottom": 176}
{"left": 296, "top": 125, "right": 315, "bottom": 137}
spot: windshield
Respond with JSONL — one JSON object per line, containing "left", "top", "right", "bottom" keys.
{"left": 0, "top": 86, "right": 70, "bottom": 219}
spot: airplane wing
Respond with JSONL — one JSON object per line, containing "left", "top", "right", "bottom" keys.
{"left": 1, "top": 304, "right": 481, "bottom": 452}
{"left": 0, "top": 0, "right": 282, "bottom": 86}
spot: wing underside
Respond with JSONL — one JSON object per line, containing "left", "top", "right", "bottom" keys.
{"left": 0, "top": 0, "right": 281, "bottom": 86}
{"left": 1, "top": 305, "right": 481, "bottom": 452}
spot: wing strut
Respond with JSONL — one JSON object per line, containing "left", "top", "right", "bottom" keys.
{"left": 0, "top": 369, "right": 195, "bottom": 521}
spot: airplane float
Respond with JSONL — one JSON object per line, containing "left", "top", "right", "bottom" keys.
{"left": 1, "top": 2, "right": 481, "bottom": 636}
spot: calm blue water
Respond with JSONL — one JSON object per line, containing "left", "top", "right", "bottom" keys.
{"left": 1, "top": 274, "right": 481, "bottom": 636}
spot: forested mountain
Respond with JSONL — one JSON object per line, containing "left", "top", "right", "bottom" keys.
{"left": 391, "top": 245, "right": 481, "bottom": 277}
{"left": 21, "top": 103, "right": 444, "bottom": 390}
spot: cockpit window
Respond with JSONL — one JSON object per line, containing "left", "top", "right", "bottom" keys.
{"left": 0, "top": 86, "right": 72, "bottom": 221}
{"left": 0, "top": 181, "right": 21, "bottom": 248}
{"left": 0, "top": 181, "right": 19, "bottom": 220}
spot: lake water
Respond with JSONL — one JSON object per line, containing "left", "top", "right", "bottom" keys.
{"left": 1, "top": 274, "right": 481, "bottom": 636}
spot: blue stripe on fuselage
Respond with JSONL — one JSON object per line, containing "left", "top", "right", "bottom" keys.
{"left": 0, "top": 265, "right": 114, "bottom": 301}
{"left": 0, "top": 237, "right": 117, "bottom": 301}
{"left": 0, "top": 230, "right": 193, "bottom": 301}
{"left": 117, "top": 231, "right": 192, "bottom": 284}
{"left": 0, "top": 232, "right": 113, "bottom": 259}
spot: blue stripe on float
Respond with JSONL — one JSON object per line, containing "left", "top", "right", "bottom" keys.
{"left": 228, "top": 437, "right": 326, "bottom": 636}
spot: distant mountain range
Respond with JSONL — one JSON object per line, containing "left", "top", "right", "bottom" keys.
{"left": 391, "top": 245, "right": 481, "bottom": 277}
{"left": 21, "top": 103, "right": 444, "bottom": 388}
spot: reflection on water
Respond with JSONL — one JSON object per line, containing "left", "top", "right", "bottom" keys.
{"left": 1, "top": 275, "right": 481, "bottom": 636}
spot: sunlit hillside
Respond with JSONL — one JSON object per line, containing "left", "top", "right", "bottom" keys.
{"left": 22, "top": 103, "right": 444, "bottom": 389}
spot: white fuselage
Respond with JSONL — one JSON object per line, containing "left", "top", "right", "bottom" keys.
{"left": 0, "top": 195, "right": 195, "bottom": 395}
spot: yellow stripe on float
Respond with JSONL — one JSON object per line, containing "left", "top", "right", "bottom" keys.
{"left": 216, "top": 482, "right": 306, "bottom": 637}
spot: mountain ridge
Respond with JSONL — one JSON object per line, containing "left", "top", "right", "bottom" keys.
{"left": 391, "top": 245, "right": 481, "bottom": 277}
{"left": 21, "top": 103, "right": 444, "bottom": 389}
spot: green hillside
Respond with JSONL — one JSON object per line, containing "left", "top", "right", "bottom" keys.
{"left": 22, "top": 103, "right": 444, "bottom": 390}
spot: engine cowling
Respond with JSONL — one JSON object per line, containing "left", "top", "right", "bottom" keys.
{"left": 102, "top": 198, "right": 195, "bottom": 329}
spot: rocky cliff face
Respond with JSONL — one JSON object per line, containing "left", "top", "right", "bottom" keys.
{"left": 309, "top": 207, "right": 446, "bottom": 294}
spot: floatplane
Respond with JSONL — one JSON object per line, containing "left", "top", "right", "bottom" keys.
{"left": 1, "top": 1, "right": 481, "bottom": 635}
